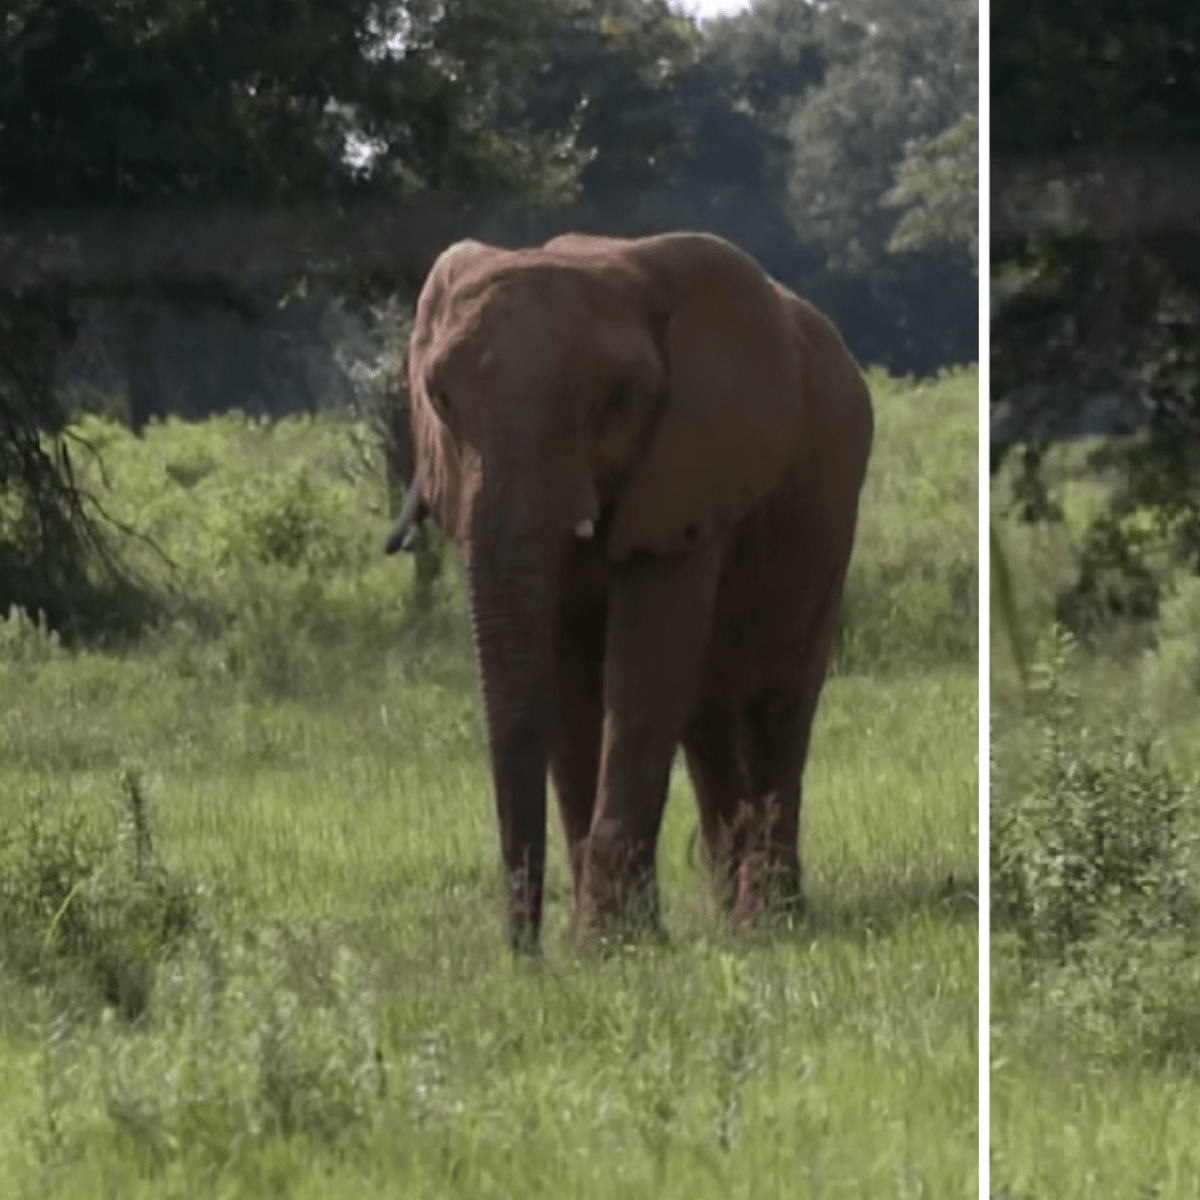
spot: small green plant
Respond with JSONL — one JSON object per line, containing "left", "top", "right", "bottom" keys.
{"left": 0, "top": 605, "right": 66, "bottom": 669}
{"left": 992, "top": 629, "right": 1198, "bottom": 961}
{"left": 0, "top": 770, "right": 199, "bottom": 1020}
{"left": 231, "top": 468, "right": 344, "bottom": 571}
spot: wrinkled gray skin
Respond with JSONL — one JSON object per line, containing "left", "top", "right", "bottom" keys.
{"left": 386, "top": 232, "right": 873, "bottom": 952}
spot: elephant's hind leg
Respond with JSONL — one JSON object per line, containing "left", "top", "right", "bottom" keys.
{"left": 735, "top": 570, "right": 847, "bottom": 922}
{"left": 735, "top": 687, "right": 806, "bottom": 922}
{"left": 682, "top": 687, "right": 748, "bottom": 911}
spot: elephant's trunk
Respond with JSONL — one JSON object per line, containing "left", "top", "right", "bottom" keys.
{"left": 465, "top": 519, "right": 558, "bottom": 953}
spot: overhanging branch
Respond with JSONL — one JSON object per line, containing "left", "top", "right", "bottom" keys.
{"left": 0, "top": 191, "right": 693, "bottom": 292}
{"left": 993, "top": 150, "right": 1200, "bottom": 245}
{"left": 0, "top": 195, "right": 491, "bottom": 291}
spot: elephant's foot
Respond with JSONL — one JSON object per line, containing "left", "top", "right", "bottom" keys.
{"left": 504, "top": 867, "right": 545, "bottom": 956}
{"left": 575, "top": 841, "right": 665, "bottom": 944}
{"left": 576, "top": 881, "right": 665, "bottom": 945}
{"left": 731, "top": 852, "right": 804, "bottom": 926}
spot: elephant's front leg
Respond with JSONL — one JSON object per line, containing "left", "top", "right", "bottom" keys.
{"left": 549, "top": 559, "right": 606, "bottom": 908}
{"left": 579, "top": 543, "right": 724, "bottom": 934}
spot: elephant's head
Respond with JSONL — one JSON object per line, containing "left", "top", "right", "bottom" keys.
{"left": 385, "top": 232, "right": 808, "bottom": 946}
{"left": 385, "top": 232, "right": 805, "bottom": 562}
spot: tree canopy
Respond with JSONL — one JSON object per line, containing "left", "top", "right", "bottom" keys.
{"left": 992, "top": 0, "right": 1200, "bottom": 639}
{"left": 2, "top": 0, "right": 977, "bottom": 631}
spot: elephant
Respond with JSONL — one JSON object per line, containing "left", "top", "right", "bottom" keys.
{"left": 385, "top": 231, "right": 873, "bottom": 952}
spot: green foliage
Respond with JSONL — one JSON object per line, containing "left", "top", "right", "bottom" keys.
{"left": 0, "top": 0, "right": 613, "bottom": 214}
{"left": 0, "top": 357, "right": 976, "bottom": 1194}
{"left": 51, "top": 410, "right": 472, "bottom": 697}
{"left": 992, "top": 590, "right": 1200, "bottom": 1191}
{"left": 227, "top": 467, "right": 357, "bottom": 573}
{"left": 991, "top": 0, "right": 1200, "bottom": 542}
{"left": 0, "top": 771, "right": 199, "bottom": 1021}
{"left": 0, "top": 661, "right": 977, "bottom": 1195}
{"left": 1052, "top": 507, "right": 1163, "bottom": 641}
{"left": 1141, "top": 575, "right": 1200, "bottom": 713}
{"left": 1, "top": 0, "right": 697, "bottom": 634}
{"left": 992, "top": 0, "right": 1200, "bottom": 157}
{"left": 993, "top": 0, "right": 1200, "bottom": 1154}
{"left": 885, "top": 112, "right": 978, "bottom": 262}
{"left": 0, "top": 605, "right": 66, "bottom": 671}
{"left": 785, "top": 0, "right": 977, "bottom": 272}
{"left": 45, "top": 366, "right": 973, "bottom": 699}
{"left": 991, "top": 439, "right": 1187, "bottom": 663}
{"left": 835, "top": 367, "right": 977, "bottom": 674}
{"left": 992, "top": 630, "right": 1198, "bottom": 962}
{"left": 98, "top": 930, "right": 383, "bottom": 1164}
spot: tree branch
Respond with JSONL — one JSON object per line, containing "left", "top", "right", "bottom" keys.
{"left": 993, "top": 150, "right": 1200, "bottom": 244}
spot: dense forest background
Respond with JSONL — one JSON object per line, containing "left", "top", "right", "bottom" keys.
{"left": 1, "top": 0, "right": 976, "bottom": 629}
{"left": 992, "top": 0, "right": 1200, "bottom": 626}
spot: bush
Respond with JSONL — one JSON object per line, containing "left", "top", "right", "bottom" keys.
{"left": 2, "top": 773, "right": 385, "bottom": 1171}
{"left": 221, "top": 465, "right": 360, "bottom": 573}
{"left": 45, "top": 370, "right": 975, "bottom": 687}
{"left": 0, "top": 769, "right": 199, "bottom": 1020}
{"left": 1053, "top": 509, "right": 1163, "bottom": 641}
{"left": 838, "top": 368, "right": 977, "bottom": 674}
{"left": 835, "top": 556, "right": 976, "bottom": 674}
{"left": 992, "top": 630, "right": 1199, "bottom": 961}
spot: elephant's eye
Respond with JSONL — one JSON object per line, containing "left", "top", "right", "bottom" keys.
{"left": 606, "top": 383, "right": 630, "bottom": 414}
{"left": 429, "top": 389, "right": 452, "bottom": 420}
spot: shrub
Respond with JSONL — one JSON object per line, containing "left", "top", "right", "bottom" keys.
{"left": 1039, "top": 927, "right": 1200, "bottom": 1066}
{"left": 835, "top": 556, "right": 977, "bottom": 674}
{"left": 992, "top": 629, "right": 1199, "bottom": 961}
{"left": 0, "top": 769, "right": 199, "bottom": 1020}
{"left": 223, "top": 466, "right": 357, "bottom": 573}
{"left": 1053, "top": 509, "right": 1163, "bottom": 641}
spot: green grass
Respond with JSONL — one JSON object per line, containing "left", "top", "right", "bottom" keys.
{"left": 992, "top": 451, "right": 1200, "bottom": 1200}
{"left": 0, "top": 367, "right": 977, "bottom": 1198}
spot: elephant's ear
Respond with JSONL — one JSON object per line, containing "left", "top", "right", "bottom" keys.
{"left": 607, "top": 243, "right": 804, "bottom": 561}
{"left": 404, "top": 239, "right": 499, "bottom": 546}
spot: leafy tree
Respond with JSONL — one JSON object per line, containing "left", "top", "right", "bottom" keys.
{"left": 992, "top": 0, "right": 1200, "bottom": 644}
{"left": 3, "top": 0, "right": 981, "bottom": 630}
{"left": 785, "top": 0, "right": 977, "bottom": 271}
{"left": 1, "top": 0, "right": 674, "bottom": 629}
{"left": 885, "top": 111, "right": 978, "bottom": 262}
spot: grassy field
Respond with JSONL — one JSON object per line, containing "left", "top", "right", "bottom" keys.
{"left": 0, "top": 367, "right": 978, "bottom": 1198}
{"left": 991, "top": 445, "right": 1200, "bottom": 1199}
